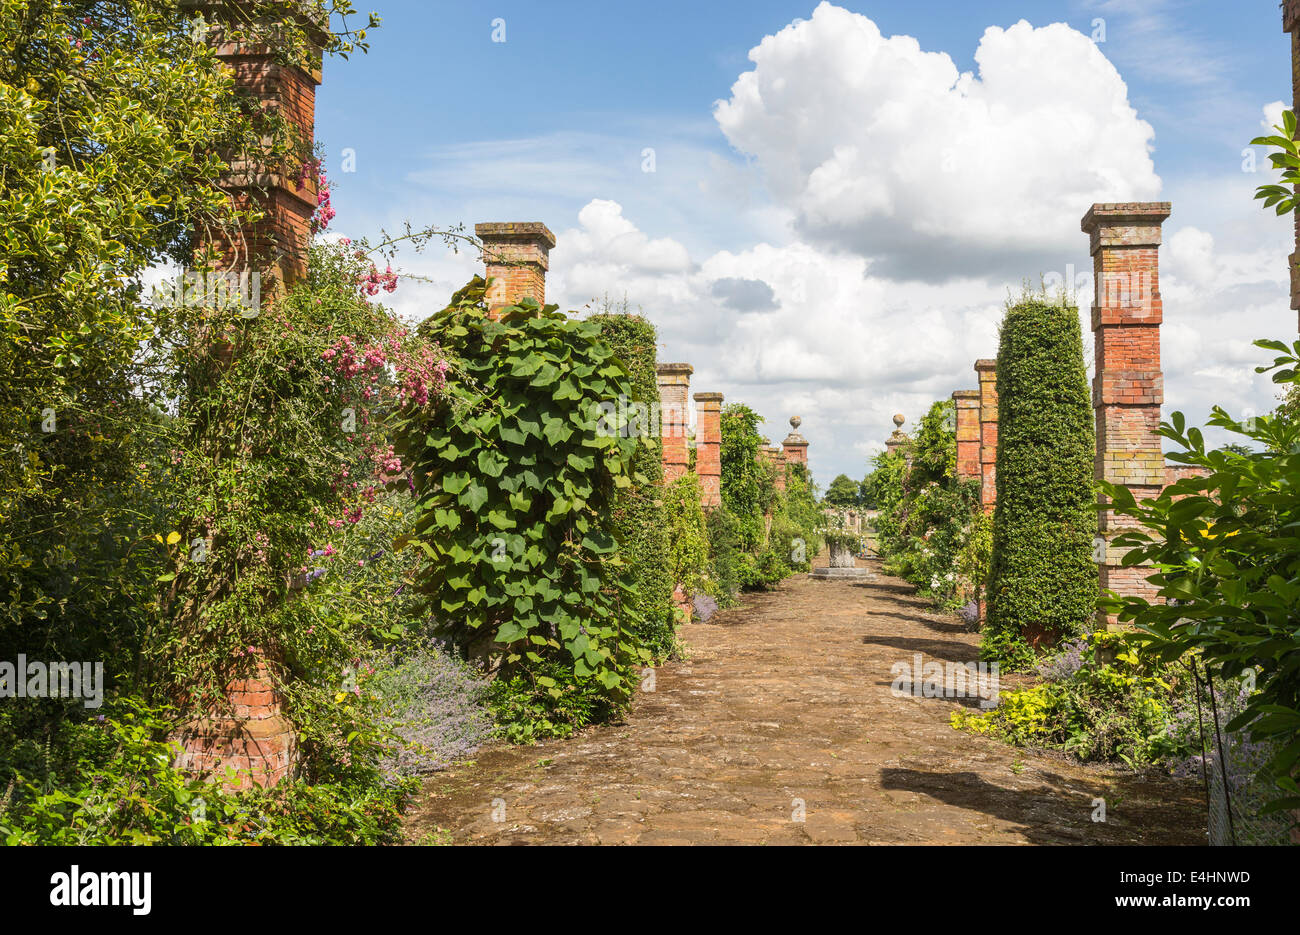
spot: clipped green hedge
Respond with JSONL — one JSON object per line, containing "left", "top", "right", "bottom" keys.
{"left": 590, "top": 312, "right": 676, "bottom": 659}
{"left": 983, "top": 295, "right": 1097, "bottom": 667}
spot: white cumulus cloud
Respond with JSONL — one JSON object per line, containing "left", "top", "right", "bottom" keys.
{"left": 713, "top": 3, "right": 1160, "bottom": 278}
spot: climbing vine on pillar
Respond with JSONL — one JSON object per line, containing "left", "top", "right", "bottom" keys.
{"left": 395, "top": 278, "right": 647, "bottom": 730}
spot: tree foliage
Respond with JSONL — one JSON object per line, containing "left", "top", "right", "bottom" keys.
{"left": 1103, "top": 337, "right": 1300, "bottom": 812}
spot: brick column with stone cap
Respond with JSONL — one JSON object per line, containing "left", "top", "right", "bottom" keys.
{"left": 762, "top": 445, "right": 789, "bottom": 492}
{"left": 693, "top": 392, "right": 723, "bottom": 508}
{"left": 1082, "top": 201, "right": 1171, "bottom": 624}
{"left": 188, "top": 5, "right": 323, "bottom": 290}
{"left": 884, "top": 413, "right": 908, "bottom": 456}
{"left": 781, "top": 416, "right": 809, "bottom": 471}
{"left": 953, "top": 389, "right": 981, "bottom": 483}
{"left": 475, "top": 222, "right": 556, "bottom": 314}
{"left": 976, "top": 359, "right": 999, "bottom": 514}
{"left": 656, "top": 363, "right": 692, "bottom": 482}
{"left": 173, "top": 1, "right": 324, "bottom": 788}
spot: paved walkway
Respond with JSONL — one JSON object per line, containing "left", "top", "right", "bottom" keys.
{"left": 403, "top": 560, "right": 1205, "bottom": 845}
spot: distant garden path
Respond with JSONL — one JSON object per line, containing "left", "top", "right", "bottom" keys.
{"left": 403, "top": 559, "right": 1204, "bottom": 845}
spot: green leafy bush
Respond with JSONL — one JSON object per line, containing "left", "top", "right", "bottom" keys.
{"left": 1101, "top": 337, "right": 1300, "bottom": 813}
{"left": 662, "top": 473, "right": 711, "bottom": 605}
{"left": 867, "top": 400, "right": 980, "bottom": 610}
{"left": 395, "top": 278, "right": 647, "bottom": 740}
{"left": 0, "top": 699, "right": 409, "bottom": 846}
{"left": 590, "top": 311, "right": 675, "bottom": 659}
{"left": 952, "top": 630, "right": 1190, "bottom": 768}
{"left": 719, "top": 403, "right": 776, "bottom": 553}
{"left": 704, "top": 506, "right": 743, "bottom": 606}
{"left": 983, "top": 295, "right": 1097, "bottom": 667}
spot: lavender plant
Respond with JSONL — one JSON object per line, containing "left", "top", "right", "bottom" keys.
{"left": 369, "top": 642, "right": 494, "bottom": 778}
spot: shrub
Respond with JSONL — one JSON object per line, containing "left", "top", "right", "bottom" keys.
{"left": 704, "top": 506, "right": 743, "bottom": 606}
{"left": 983, "top": 295, "right": 1097, "bottom": 667}
{"left": 1101, "top": 336, "right": 1300, "bottom": 813}
{"left": 719, "top": 403, "right": 776, "bottom": 552}
{"left": 0, "top": 698, "right": 410, "bottom": 846}
{"left": 369, "top": 642, "right": 494, "bottom": 778}
{"left": 952, "top": 629, "right": 1191, "bottom": 767}
{"left": 867, "top": 400, "right": 980, "bottom": 610}
{"left": 662, "top": 474, "right": 711, "bottom": 604}
{"left": 590, "top": 311, "right": 676, "bottom": 659}
{"left": 395, "top": 278, "right": 647, "bottom": 739}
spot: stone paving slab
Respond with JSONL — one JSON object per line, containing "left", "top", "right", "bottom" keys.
{"left": 403, "top": 560, "right": 1205, "bottom": 846}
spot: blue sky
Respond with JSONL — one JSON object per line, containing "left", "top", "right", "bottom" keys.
{"left": 316, "top": 1, "right": 1299, "bottom": 485}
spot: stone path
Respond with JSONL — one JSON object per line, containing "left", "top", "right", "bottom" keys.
{"left": 402, "top": 559, "right": 1205, "bottom": 845}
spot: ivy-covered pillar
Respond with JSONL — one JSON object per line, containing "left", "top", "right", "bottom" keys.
{"left": 172, "top": 1, "right": 327, "bottom": 789}
{"left": 188, "top": 3, "right": 322, "bottom": 291}
{"left": 1082, "top": 201, "right": 1171, "bottom": 626}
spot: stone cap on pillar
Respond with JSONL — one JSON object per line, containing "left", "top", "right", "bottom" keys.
{"left": 693, "top": 391, "right": 724, "bottom": 404}
{"left": 974, "top": 359, "right": 996, "bottom": 373}
{"left": 475, "top": 222, "right": 556, "bottom": 269}
{"left": 656, "top": 362, "right": 693, "bottom": 383}
{"left": 782, "top": 415, "right": 808, "bottom": 447}
{"left": 1080, "top": 203, "right": 1172, "bottom": 253}
{"left": 952, "top": 389, "right": 980, "bottom": 400}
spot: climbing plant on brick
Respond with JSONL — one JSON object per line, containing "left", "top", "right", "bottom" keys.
{"left": 589, "top": 311, "right": 676, "bottom": 660}
{"left": 395, "top": 278, "right": 647, "bottom": 731}
{"left": 983, "top": 295, "right": 1097, "bottom": 668}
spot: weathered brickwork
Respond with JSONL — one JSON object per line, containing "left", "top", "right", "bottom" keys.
{"left": 475, "top": 222, "right": 556, "bottom": 314}
{"left": 975, "top": 359, "right": 998, "bottom": 513}
{"left": 196, "top": 39, "right": 321, "bottom": 288}
{"left": 176, "top": 17, "right": 326, "bottom": 789}
{"left": 693, "top": 392, "right": 723, "bottom": 507}
{"left": 1082, "top": 202, "right": 1171, "bottom": 624}
{"left": 174, "top": 659, "right": 297, "bottom": 790}
{"left": 952, "top": 389, "right": 980, "bottom": 482}
{"left": 656, "top": 363, "right": 692, "bottom": 482}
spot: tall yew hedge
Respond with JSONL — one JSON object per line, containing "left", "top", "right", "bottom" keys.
{"left": 983, "top": 296, "right": 1097, "bottom": 667}
{"left": 589, "top": 312, "right": 676, "bottom": 659}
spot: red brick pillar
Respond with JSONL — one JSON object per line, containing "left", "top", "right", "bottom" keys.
{"left": 1284, "top": 1, "right": 1300, "bottom": 325}
{"left": 767, "top": 446, "right": 788, "bottom": 493}
{"left": 174, "top": 657, "right": 297, "bottom": 790}
{"left": 693, "top": 392, "right": 723, "bottom": 508}
{"left": 976, "top": 359, "right": 999, "bottom": 514}
{"left": 953, "top": 389, "right": 980, "bottom": 482}
{"left": 1082, "top": 202, "right": 1171, "bottom": 625}
{"left": 781, "top": 416, "right": 808, "bottom": 475}
{"left": 475, "top": 222, "right": 556, "bottom": 315}
{"left": 194, "top": 24, "right": 321, "bottom": 289}
{"left": 656, "top": 363, "right": 692, "bottom": 482}
{"left": 174, "top": 6, "right": 324, "bottom": 789}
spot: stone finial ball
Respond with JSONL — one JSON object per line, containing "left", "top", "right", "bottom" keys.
{"left": 789, "top": 415, "right": 801, "bottom": 430}
{"left": 892, "top": 413, "right": 905, "bottom": 427}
